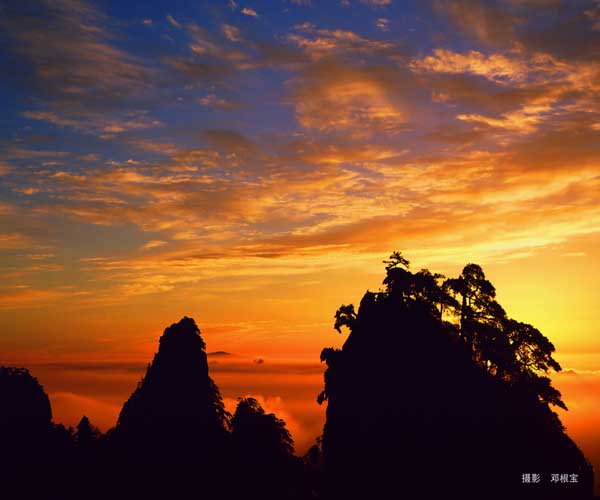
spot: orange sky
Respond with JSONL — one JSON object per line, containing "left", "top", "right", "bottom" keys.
{"left": 1, "top": 0, "right": 599, "bottom": 493}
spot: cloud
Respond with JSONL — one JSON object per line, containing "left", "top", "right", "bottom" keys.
{"left": 33, "top": 361, "right": 146, "bottom": 374}
{"left": 4, "top": 92, "right": 599, "bottom": 302}
{"left": 282, "top": 25, "right": 415, "bottom": 137}
{"left": 22, "top": 110, "right": 164, "bottom": 137}
{"left": 4, "top": 108, "right": 598, "bottom": 300}
{"left": 411, "top": 49, "right": 528, "bottom": 84}
{"left": 518, "top": 6, "right": 600, "bottom": 62}
{"left": 288, "top": 62, "right": 410, "bottom": 136}
{"left": 203, "top": 129, "right": 258, "bottom": 154}
{"left": 141, "top": 240, "right": 168, "bottom": 251}
{"left": 0, "top": 164, "right": 12, "bottom": 176}
{"left": 197, "top": 94, "right": 236, "bottom": 109}
{"left": 2, "top": 1, "right": 155, "bottom": 105}
{"left": 586, "top": 2, "right": 600, "bottom": 31}
{"left": 0, "top": 233, "right": 41, "bottom": 251}
{"left": 0, "top": 288, "right": 85, "bottom": 310}
{"left": 14, "top": 187, "right": 40, "bottom": 195}
{"left": 433, "top": 0, "right": 519, "bottom": 45}
{"left": 222, "top": 24, "right": 242, "bottom": 42}
{"left": 361, "top": 0, "right": 392, "bottom": 6}
{"left": 411, "top": 47, "right": 600, "bottom": 136}
{"left": 456, "top": 97, "right": 554, "bottom": 134}
{"left": 287, "top": 23, "right": 398, "bottom": 60}
{"left": 166, "top": 14, "right": 182, "bottom": 29}
{"left": 562, "top": 252, "right": 586, "bottom": 258}
{"left": 165, "top": 58, "right": 232, "bottom": 83}
{"left": 1, "top": 0, "right": 158, "bottom": 139}
{"left": 184, "top": 23, "right": 250, "bottom": 67}
{"left": 375, "top": 18, "right": 390, "bottom": 31}
{"left": 241, "top": 7, "right": 258, "bottom": 17}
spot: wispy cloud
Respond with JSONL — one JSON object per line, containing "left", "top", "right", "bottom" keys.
{"left": 2, "top": 0, "right": 159, "bottom": 139}
{"left": 375, "top": 18, "right": 390, "bottom": 31}
{"left": 222, "top": 23, "right": 243, "bottom": 42}
{"left": 166, "top": 14, "right": 182, "bottom": 28}
{"left": 361, "top": 0, "right": 392, "bottom": 6}
{"left": 241, "top": 7, "right": 258, "bottom": 17}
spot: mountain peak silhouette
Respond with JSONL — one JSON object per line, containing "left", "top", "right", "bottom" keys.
{"left": 116, "top": 316, "right": 229, "bottom": 437}
{"left": 158, "top": 315, "right": 206, "bottom": 350}
{"left": 107, "top": 316, "right": 231, "bottom": 498}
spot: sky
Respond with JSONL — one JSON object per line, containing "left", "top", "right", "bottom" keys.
{"left": 1, "top": 0, "right": 600, "bottom": 489}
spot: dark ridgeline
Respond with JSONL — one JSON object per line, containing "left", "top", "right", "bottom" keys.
{"left": 0, "top": 316, "right": 303, "bottom": 499}
{"left": 317, "top": 252, "right": 594, "bottom": 499}
{"left": 0, "top": 265, "right": 595, "bottom": 499}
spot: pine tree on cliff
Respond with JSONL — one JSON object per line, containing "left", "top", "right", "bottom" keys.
{"left": 318, "top": 252, "right": 594, "bottom": 499}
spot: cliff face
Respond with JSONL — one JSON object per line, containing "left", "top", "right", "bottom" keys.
{"left": 319, "top": 293, "right": 594, "bottom": 499}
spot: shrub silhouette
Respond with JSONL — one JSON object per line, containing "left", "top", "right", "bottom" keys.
{"left": 232, "top": 396, "right": 295, "bottom": 460}
{"left": 230, "top": 397, "right": 304, "bottom": 498}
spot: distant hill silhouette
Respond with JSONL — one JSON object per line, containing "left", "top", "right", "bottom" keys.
{"left": 0, "top": 366, "right": 51, "bottom": 422}
{"left": 0, "top": 367, "right": 74, "bottom": 497}
{"left": 318, "top": 252, "right": 594, "bottom": 499}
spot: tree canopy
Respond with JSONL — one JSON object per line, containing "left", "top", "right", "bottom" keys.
{"left": 231, "top": 397, "right": 295, "bottom": 460}
{"left": 330, "top": 251, "right": 565, "bottom": 410}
